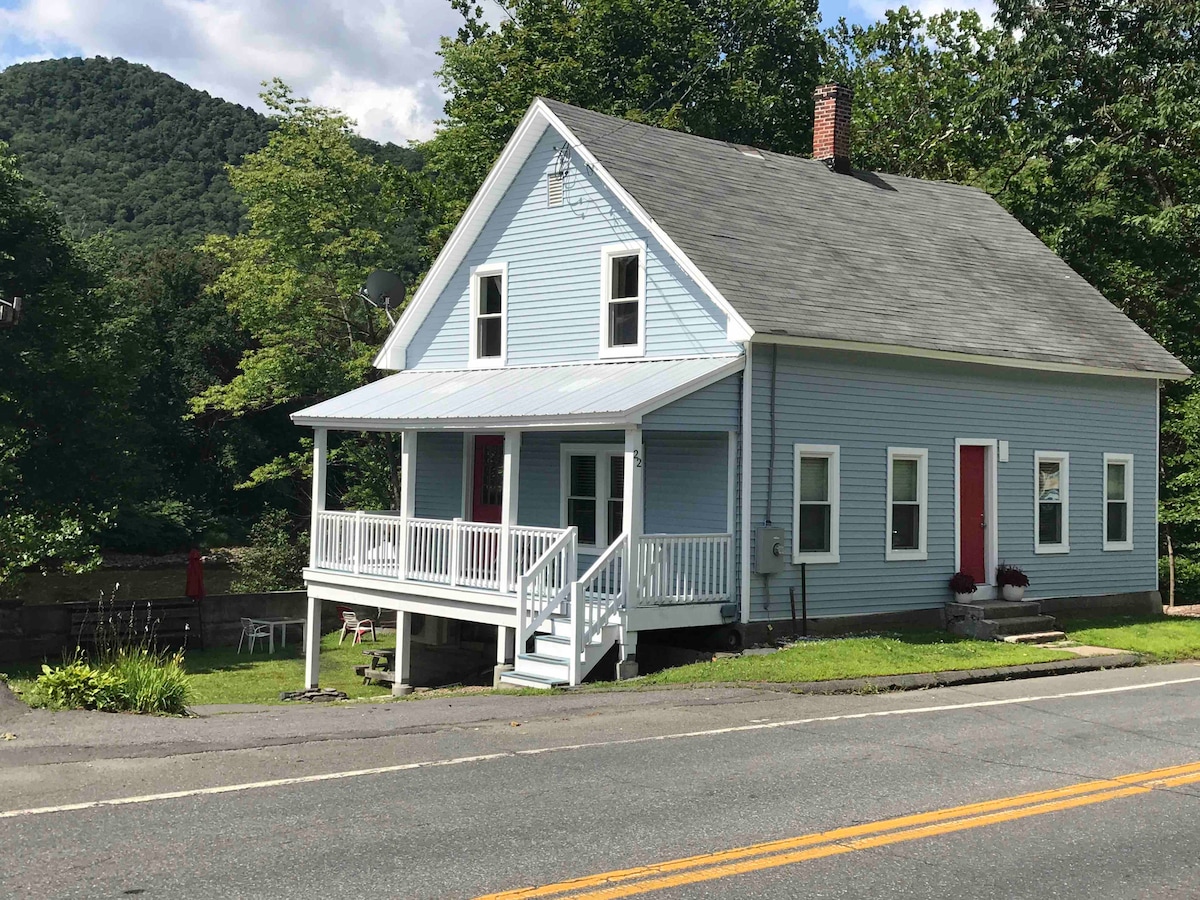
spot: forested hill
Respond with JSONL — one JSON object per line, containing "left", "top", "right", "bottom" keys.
{"left": 0, "top": 56, "right": 421, "bottom": 247}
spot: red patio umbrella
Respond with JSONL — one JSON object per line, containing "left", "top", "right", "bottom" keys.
{"left": 185, "top": 549, "right": 205, "bottom": 601}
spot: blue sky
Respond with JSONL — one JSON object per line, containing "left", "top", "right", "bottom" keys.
{"left": 0, "top": 0, "right": 994, "bottom": 143}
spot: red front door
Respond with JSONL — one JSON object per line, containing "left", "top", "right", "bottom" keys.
{"left": 471, "top": 435, "right": 504, "bottom": 523}
{"left": 959, "top": 445, "right": 987, "bottom": 584}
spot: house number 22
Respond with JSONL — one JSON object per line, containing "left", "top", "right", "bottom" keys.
{"left": 633, "top": 449, "right": 642, "bottom": 468}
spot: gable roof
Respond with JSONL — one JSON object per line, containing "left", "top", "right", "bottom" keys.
{"left": 543, "top": 99, "right": 1188, "bottom": 380}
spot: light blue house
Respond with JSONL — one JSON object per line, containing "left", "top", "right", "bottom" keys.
{"left": 292, "top": 86, "right": 1189, "bottom": 689}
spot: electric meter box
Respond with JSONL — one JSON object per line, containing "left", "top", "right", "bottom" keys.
{"left": 755, "top": 526, "right": 787, "bottom": 574}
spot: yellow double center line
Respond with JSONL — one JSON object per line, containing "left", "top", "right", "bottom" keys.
{"left": 476, "top": 759, "right": 1200, "bottom": 900}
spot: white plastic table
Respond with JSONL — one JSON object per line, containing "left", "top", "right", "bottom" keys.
{"left": 248, "top": 616, "right": 307, "bottom": 653}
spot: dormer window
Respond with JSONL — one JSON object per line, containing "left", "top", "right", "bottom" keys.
{"left": 599, "top": 241, "right": 646, "bottom": 357}
{"left": 469, "top": 263, "right": 506, "bottom": 366}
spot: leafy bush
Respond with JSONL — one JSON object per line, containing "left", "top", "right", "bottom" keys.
{"left": 1160, "top": 554, "right": 1200, "bottom": 606}
{"left": 35, "top": 656, "right": 123, "bottom": 711}
{"left": 105, "top": 498, "right": 213, "bottom": 555}
{"left": 231, "top": 508, "right": 307, "bottom": 592}
{"left": 108, "top": 647, "right": 190, "bottom": 715}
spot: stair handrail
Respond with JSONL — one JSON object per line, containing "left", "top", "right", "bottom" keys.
{"left": 570, "top": 532, "right": 629, "bottom": 685}
{"left": 516, "top": 526, "right": 577, "bottom": 651}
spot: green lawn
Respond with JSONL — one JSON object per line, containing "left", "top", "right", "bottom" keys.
{"left": 1063, "top": 614, "right": 1200, "bottom": 662}
{"left": 184, "top": 631, "right": 396, "bottom": 705}
{"left": 634, "top": 631, "right": 1076, "bottom": 686}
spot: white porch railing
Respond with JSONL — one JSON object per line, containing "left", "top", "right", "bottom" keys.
{"left": 313, "top": 511, "right": 568, "bottom": 594}
{"left": 516, "top": 527, "right": 577, "bottom": 651}
{"left": 635, "top": 533, "right": 733, "bottom": 605}
{"left": 571, "top": 533, "right": 629, "bottom": 684}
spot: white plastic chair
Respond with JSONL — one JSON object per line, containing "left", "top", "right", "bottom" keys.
{"left": 339, "top": 610, "right": 376, "bottom": 645}
{"left": 238, "top": 617, "right": 272, "bottom": 654}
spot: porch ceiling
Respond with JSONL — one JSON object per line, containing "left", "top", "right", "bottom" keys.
{"left": 291, "top": 356, "right": 743, "bottom": 431}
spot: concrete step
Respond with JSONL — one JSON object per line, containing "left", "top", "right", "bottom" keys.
{"left": 1002, "top": 631, "right": 1067, "bottom": 644}
{"left": 987, "top": 615, "right": 1059, "bottom": 637}
{"left": 498, "top": 670, "right": 562, "bottom": 690}
{"left": 947, "top": 600, "right": 1042, "bottom": 621}
{"left": 515, "top": 651, "right": 570, "bottom": 681}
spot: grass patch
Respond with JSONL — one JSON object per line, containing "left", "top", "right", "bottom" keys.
{"left": 1063, "top": 614, "right": 1200, "bottom": 662}
{"left": 184, "top": 631, "right": 395, "bottom": 705}
{"left": 636, "top": 631, "right": 1075, "bottom": 685}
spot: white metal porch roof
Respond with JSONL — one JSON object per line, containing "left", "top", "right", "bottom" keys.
{"left": 291, "top": 357, "right": 743, "bottom": 430}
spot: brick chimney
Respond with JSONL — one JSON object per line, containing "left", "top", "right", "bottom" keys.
{"left": 812, "top": 83, "right": 853, "bottom": 174}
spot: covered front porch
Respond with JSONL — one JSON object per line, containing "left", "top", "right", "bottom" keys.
{"left": 292, "top": 357, "right": 743, "bottom": 688}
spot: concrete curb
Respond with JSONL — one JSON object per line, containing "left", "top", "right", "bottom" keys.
{"left": 583, "top": 653, "right": 1145, "bottom": 695}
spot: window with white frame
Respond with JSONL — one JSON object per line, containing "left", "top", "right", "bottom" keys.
{"left": 887, "top": 448, "right": 928, "bottom": 561}
{"left": 470, "top": 263, "right": 506, "bottom": 365}
{"left": 599, "top": 242, "right": 645, "bottom": 357}
{"left": 1103, "top": 453, "right": 1134, "bottom": 551}
{"left": 1035, "top": 451, "right": 1070, "bottom": 553}
{"left": 792, "top": 444, "right": 840, "bottom": 563}
{"left": 562, "top": 446, "right": 625, "bottom": 551}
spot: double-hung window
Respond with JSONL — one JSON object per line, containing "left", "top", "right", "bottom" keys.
{"left": 562, "top": 446, "right": 625, "bottom": 552}
{"left": 1034, "top": 451, "right": 1069, "bottom": 553}
{"left": 470, "top": 263, "right": 506, "bottom": 366}
{"left": 1103, "top": 453, "right": 1134, "bottom": 551}
{"left": 886, "top": 448, "right": 928, "bottom": 561}
{"left": 792, "top": 444, "right": 840, "bottom": 564}
{"left": 599, "top": 242, "right": 645, "bottom": 357}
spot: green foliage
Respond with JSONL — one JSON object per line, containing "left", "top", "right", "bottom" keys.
{"left": 107, "top": 647, "right": 191, "bottom": 715}
{"left": 36, "top": 656, "right": 124, "bottom": 711}
{"left": 231, "top": 508, "right": 308, "bottom": 593}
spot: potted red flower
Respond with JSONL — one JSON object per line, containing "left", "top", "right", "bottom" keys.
{"left": 948, "top": 572, "right": 977, "bottom": 603}
{"left": 995, "top": 564, "right": 1030, "bottom": 601}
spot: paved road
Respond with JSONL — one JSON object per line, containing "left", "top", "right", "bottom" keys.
{"left": 4, "top": 665, "right": 1200, "bottom": 899}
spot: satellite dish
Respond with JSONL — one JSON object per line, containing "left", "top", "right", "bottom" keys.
{"left": 361, "top": 270, "right": 405, "bottom": 325}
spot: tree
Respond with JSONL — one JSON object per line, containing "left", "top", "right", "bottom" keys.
{"left": 428, "top": 0, "right": 824, "bottom": 236}
{"left": 193, "top": 81, "right": 427, "bottom": 511}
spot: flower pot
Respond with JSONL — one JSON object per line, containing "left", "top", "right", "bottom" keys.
{"left": 1001, "top": 584, "right": 1026, "bottom": 602}
{"left": 953, "top": 592, "right": 976, "bottom": 604}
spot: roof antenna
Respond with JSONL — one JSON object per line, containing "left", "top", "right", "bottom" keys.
{"left": 359, "top": 271, "right": 405, "bottom": 326}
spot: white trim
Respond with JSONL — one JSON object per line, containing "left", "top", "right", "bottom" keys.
{"left": 368, "top": 352, "right": 741, "bottom": 375}
{"left": 624, "top": 356, "right": 745, "bottom": 419}
{"left": 753, "top": 333, "right": 1188, "bottom": 382}
{"left": 1033, "top": 451, "right": 1070, "bottom": 554}
{"left": 726, "top": 430, "right": 737, "bottom": 535}
{"left": 598, "top": 240, "right": 646, "bottom": 359}
{"left": 1155, "top": 380, "right": 1161, "bottom": 583}
{"left": 467, "top": 262, "right": 507, "bottom": 368}
{"left": 374, "top": 99, "right": 754, "bottom": 370}
{"left": 740, "top": 344, "right": 753, "bottom": 624}
{"left": 560, "top": 442, "right": 624, "bottom": 554}
{"left": 792, "top": 444, "right": 840, "bottom": 564}
{"left": 954, "top": 438, "right": 999, "bottom": 594}
{"left": 886, "top": 447, "right": 929, "bottom": 562}
{"left": 1103, "top": 452, "right": 1135, "bottom": 552}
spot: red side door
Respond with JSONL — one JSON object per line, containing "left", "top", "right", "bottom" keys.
{"left": 471, "top": 435, "right": 504, "bottom": 523}
{"left": 959, "top": 445, "right": 987, "bottom": 584}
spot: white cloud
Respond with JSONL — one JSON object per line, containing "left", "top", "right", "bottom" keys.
{"left": 0, "top": 0, "right": 464, "bottom": 143}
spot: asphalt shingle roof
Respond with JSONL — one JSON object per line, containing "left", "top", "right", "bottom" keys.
{"left": 544, "top": 99, "right": 1189, "bottom": 379}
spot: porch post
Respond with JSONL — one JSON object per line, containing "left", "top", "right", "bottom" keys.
{"left": 493, "top": 624, "right": 516, "bottom": 686}
{"left": 393, "top": 609, "right": 414, "bottom": 696}
{"left": 309, "top": 427, "right": 328, "bottom": 567}
{"left": 398, "top": 430, "right": 417, "bottom": 580}
{"left": 620, "top": 425, "right": 643, "bottom": 680}
{"left": 303, "top": 592, "right": 321, "bottom": 688}
{"left": 499, "top": 429, "right": 522, "bottom": 593}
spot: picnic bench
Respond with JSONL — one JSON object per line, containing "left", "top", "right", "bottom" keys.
{"left": 64, "top": 598, "right": 203, "bottom": 651}
{"left": 354, "top": 648, "right": 396, "bottom": 686}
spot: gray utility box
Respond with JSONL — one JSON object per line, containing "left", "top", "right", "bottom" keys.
{"left": 755, "top": 526, "right": 787, "bottom": 574}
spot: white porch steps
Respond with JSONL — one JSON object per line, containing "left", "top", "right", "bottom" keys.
{"left": 499, "top": 613, "right": 620, "bottom": 689}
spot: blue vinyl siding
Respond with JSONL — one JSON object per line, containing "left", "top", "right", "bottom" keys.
{"left": 414, "top": 432, "right": 463, "bottom": 519}
{"left": 407, "top": 128, "right": 738, "bottom": 369}
{"left": 644, "top": 433, "right": 730, "bottom": 534}
{"left": 748, "top": 346, "right": 1159, "bottom": 621}
{"left": 642, "top": 374, "right": 741, "bottom": 431}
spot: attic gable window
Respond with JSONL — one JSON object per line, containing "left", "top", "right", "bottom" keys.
{"left": 469, "top": 263, "right": 506, "bottom": 367}
{"left": 599, "top": 241, "right": 646, "bottom": 358}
